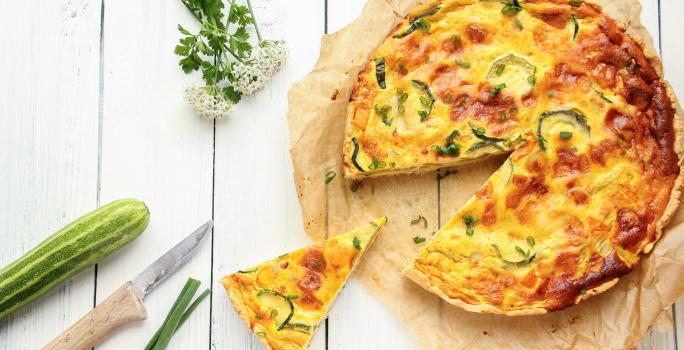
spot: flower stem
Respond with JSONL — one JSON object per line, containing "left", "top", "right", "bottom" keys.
{"left": 224, "top": 45, "right": 244, "bottom": 63}
{"left": 245, "top": 0, "right": 263, "bottom": 42}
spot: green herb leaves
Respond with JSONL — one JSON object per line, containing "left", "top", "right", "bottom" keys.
{"left": 462, "top": 215, "right": 476, "bottom": 236}
{"left": 176, "top": 0, "right": 288, "bottom": 119}
{"left": 569, "top": 0, "right": 582, "bottom": 6}
{"left": 375, "top": 58, "right": 387, "bottom": 89}
{"left": 353, "top": 237, "right": 362, "bottom": 250}
{"left": 412, "top": 80, "right": 436, "bottom": 121}
{"left": 572, "top": 14, "right": 580, "bottom": 40}
{"left": 413, "top": 236, "right": 427, "bottom": 244}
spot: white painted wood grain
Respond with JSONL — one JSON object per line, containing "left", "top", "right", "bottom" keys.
{"left": 95, "top": 1, "right": 214, "bottom": 349}
{"left": 661, "top": 1, "right": 684, "bottom": 349}
{"left": 210, "top": 1, "right": 326, "bottom": 349}
{"left": 325, "top": 1, "right": 421, "bottom": 349}
{"left": 0, "top": 1, "right": 101, "bottom": 349}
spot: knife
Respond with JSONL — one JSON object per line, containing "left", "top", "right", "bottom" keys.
{"left": 42, "top": 221, "right": 213, "bottom": 350}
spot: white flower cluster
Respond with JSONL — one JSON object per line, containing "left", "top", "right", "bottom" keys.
{"left": 257, "top": 40, "right": 289, "bottom": 76}
{"left": 184, "top": 41, "right": 288, "bottom": 120}
{"left": 232, "top": 40, "right": 289, "bottom": 96}
{"left": 183, "top": 86, "right": 235, "bottom": 120}
{"left": 232, "top": 60, "right": 268, "bottom": 96}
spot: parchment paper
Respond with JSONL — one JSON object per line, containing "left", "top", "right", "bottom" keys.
{"left": 287, "top": 1, "right": 684, "bottom": 348}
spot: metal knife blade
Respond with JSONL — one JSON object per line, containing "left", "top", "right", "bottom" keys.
{"left": 131, "top": 220, "right": 212, "bottom": 298}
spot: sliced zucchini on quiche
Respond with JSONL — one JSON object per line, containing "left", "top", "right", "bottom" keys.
{"left": 222, "top": 217, "right": 387, "bottom": 350}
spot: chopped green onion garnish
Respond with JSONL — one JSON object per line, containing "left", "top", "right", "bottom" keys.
{"left": 572, "top": 14, "right": 579, "bottom": 40}
{"left": 411, "top": 215, "right": 428, "bottom": 228}
{"left": 456, "top": 60, "right": 471, "bottom": 68}
{"left": 368, "top": 159, "right": 386, "bottom": 170}
{"left": 489, "top": 83, "right": 506, "bottom": 99}
{"left": 325, "top": 171, "right": 336, "bottom": 184}
{"left": 560, "top": 131, "right": 573, "bottom": 139}
{"left": 526, "top": 236, "right": 536, "bottom": 246}
{"left": 569, "top": 0, "right": 582, "bottom": 6}
{"left": 353, "top": 237, "right": 362, "bottom": 250}
{"left": 413, "top": 236, "right": 427, "bottom": 244}
{"left": 514, "top": 17, "right": 523, "bottom": 30}
{"left": 462, "top": 215, "right": 476, "bottom": 236}
{"left": 501, "top": 3, "right": 522, "bottom": 16}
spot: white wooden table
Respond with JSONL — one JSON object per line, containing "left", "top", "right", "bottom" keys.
{"left": 0, "top": 0, "right": 682, "bottom": 349}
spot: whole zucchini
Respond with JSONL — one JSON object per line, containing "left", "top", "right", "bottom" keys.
{"left": 0, "top": 198, "right": 150, "bottom": 319}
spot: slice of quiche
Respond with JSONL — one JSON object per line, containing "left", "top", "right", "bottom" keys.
{"left": 222, "top": 217, "right": 386, "bottom": 350}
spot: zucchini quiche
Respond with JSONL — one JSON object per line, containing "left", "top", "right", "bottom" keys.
{"left": 222, "top": 217, "right": 386, "bottom": 349}
{"left": 343, "top": 0, "right": 683, "bottom": 314}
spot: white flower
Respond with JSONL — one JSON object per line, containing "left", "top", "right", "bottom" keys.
{"left": 257, "top": 40, "right": 289, "bottom": 76}
{"left": 231, "top": 60, "right": 268, "bottom": 96}
{"left": 183, "top": 86, "right": 235, "bottom": 120}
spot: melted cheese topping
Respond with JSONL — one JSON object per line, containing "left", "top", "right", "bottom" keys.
{"left": 222, "top": 218, "right": 386, "bottom": 349}
{"left": 345, "top": 0, "right": 680, "bottom": 313}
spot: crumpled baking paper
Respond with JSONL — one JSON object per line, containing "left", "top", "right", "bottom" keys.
{"left": 287, "top": 0, "right": 684, "bottom": 348}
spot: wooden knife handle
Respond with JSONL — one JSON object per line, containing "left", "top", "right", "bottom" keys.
{"left": 42, "top": 281, "right": 147, "bottom": 350}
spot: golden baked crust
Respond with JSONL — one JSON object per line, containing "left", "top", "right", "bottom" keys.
{"left": 342, "top": 0, "right": 682, "bottom": 314}
{"left": 222, "top": 217, "right": 386, "bottom": 349}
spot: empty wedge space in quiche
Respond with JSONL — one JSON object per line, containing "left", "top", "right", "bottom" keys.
{"left": 222, "top": 217, "right": 386, "bottom": 349}
{"left": 344, "top": 0, "right": 682, "bottom": 314}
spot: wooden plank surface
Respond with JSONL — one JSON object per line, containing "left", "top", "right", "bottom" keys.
{"left": 210, "top": 1, "right": 326, "bottom": 349}
{"left": 0, "top": 0, "right": 683, "bottom": 349}
{"left": 0, "top": 1, "right": 101, "bottom": 349}
{"left": 96, "top": 0, "right": 214, "bottom": 349}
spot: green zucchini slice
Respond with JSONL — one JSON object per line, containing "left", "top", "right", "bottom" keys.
{"left": 486, "top": 54, "right": 537, "bottom": 97}
{"left": 491, "top": 244, "right": 536, "bottom": 266}
{"left": 282, "top": 322, "right": 312, "bottom": 334}
{"left": 536, "top": 109, "right": 591, "bottom": 151}
{"left": 256, "top": 289, "right": 294, "bottom": 330}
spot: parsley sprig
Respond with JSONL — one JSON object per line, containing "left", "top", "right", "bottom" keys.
{"left": 176, "top": 0, "right": 288, "bottom": 119}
